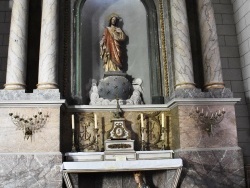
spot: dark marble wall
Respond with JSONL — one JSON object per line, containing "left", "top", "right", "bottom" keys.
{"left": 175, "top": 148, "right": 246, "bottom": 188}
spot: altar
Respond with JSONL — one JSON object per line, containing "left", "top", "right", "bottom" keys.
{"left": 0, "top": 0, "right": 246, "bottom": 187}
{"left": 62, "top": 151, "right": 182, "bottom": 188}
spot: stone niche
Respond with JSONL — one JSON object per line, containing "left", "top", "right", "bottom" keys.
{"left": 71, "top": 0, "right": 168, "bottom": 105}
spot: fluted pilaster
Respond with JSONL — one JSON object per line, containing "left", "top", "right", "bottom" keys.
{"left": 4, "top": 0, "right": 29, "bottom": 90}
{"left": 197, "top": 0, "right": 224, "bottom": 89}
{"left": 37, "top": 0, "right": 58, "bottom": 89}
{"left": 171, "top": 0, "right": 195, "bottom": 89}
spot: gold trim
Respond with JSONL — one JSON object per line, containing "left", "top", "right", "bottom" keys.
{"left": 204, "top": 82, "right": 225, "bottom": 89}
{"left": 107, "top": 143, "right": 131, "bottom": 149}
{"left": 159, "top": 0, "right": 169, "bottom": 96}
{"left": 36, "top": 82, "right": 58, "bottom": 89}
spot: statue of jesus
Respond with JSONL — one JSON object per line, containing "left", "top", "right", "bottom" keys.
{"left": 100, "top": 14, "right": 126, "bottom": 72}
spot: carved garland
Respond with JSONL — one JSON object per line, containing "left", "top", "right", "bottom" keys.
{"left": 78, "top": 113, "right": 97, "bottom": 151}
{"left": 138, "top": 111, "right": 163, "bottom": 150}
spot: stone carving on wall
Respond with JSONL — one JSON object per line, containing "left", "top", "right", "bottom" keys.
{"left": 138, "top": 112, "right": 168, "bottom": 150}
{"left": 78, "top": 113, "right": 98, "bottom": 151}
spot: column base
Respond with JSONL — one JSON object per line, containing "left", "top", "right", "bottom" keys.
{"left": 4, "top": 83, "right": 26, "bottom": 90}
{"left": 169, "top": 88, "right": 203, "bottom": 99}
{"left": 175, "top": 82, "right": 196, "bottom": 89}
{"left": 204, "top": 82, "right": 225, "bottom": 90}
{"left": 37, "top": 83, "right": 58, "bottom": 89}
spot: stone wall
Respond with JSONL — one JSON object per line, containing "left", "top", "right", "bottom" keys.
{"left": 0, "top": 0, "right": 10, "bottom": 89}
{"left": 230, "top": 0, "right": 250, "bottom": 186}
{"left": 171, "top": 101, "right": 245, "bottom": 187}
{"left": 213, "top": 0, "right": 250, "bottom": 180}
{"left": 0, "top": 100, "right": 64, "bottom": 187}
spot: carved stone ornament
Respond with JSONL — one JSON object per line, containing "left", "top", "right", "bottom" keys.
{"left": 109, "top": 118, "right": 130, "bottom": 139}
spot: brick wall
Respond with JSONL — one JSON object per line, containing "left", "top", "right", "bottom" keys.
{"left": 0, "top": 0, "right": 11, "bottom": 89}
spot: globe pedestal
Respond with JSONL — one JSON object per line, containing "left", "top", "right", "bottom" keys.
{"left": 89, "top": 71, "right": 143, "bottom": 105}
{"left": 98, "top": 72, "right": 133, "bottom": 100}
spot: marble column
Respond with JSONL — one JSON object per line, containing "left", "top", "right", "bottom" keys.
{"left": 37, "top": 0, "right": 58, "bottom": 89}
{"left": 4, "top": 0, "right": 29, "bottom": 90}
{"left": 171, "top": 0, "right": 195, "bottom": 89}
{"left": 197, "top": 0, "right": 224, "bottom": 89}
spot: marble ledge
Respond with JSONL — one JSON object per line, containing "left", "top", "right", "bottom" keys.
{"left": 0, "top": 89, "right": 61, "bottom": 101}
{"left": 0, "top": 99, "right": 65, "bottom": 107}
{"left": 170, "top": 88, "right": 234, "bottom": 99}
{"left": 66, "top": 98, "right": 241, "bottom": 112}
{"left": 174, "top": 146, "right": 242, "bottom": 152}
{"left": 62, "top": 159, "right": 182, "bottom": 172}
{"left": 0, "top": 152, "right": 62, "bottom": 155}
{"left": 175, "top": 146, "right": 245, "bottom": 188}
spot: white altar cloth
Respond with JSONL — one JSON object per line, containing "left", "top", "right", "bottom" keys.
{"left": 62, "top": 158, "right": 182, "bottom": 172}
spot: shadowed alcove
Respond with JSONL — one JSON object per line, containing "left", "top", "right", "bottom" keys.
{"left": 72, "top": 0, "right": 164, "bottom": 105}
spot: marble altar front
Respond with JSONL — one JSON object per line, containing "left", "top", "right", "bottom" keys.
{"left": 62, "top": 153, "right": 182, "bottom": 188}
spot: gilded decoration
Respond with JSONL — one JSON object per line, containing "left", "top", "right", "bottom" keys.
{"left": 159, "top": 0, "right": 169, "bottom": 96}
{"left": 107, "top": 144, "right": 131, "bottom": 149}
{"left": 138, "top": 111, "right": 170, "bottom": 150}
{"left": 78, "top": 113, "right": 99, "bottom": 151}
{"left": 76, "top": 111, "right": 170, "bottom": 151}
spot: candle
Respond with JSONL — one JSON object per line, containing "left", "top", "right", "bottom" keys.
{"left": 142, "top": 132, "right": 145, "bottom": 141}
{"left": 140, "top": 113, "right": 144, "bottom": 128}
{"left": 161, "top": 113, "right": 165, "bottom": 128}
{"left": 161, "top": 133, "right": 165, "bottom": 141}
{"left": 196, "top": 107, "right": 199, "bottom": 113}
{"left": 71, "top": 114, "right": 75, "bottom": 129}
{"left": 94, "top": 114, "right": 97, "bottom": 129}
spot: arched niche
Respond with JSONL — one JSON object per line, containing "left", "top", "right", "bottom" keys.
{"left": 73, "top": 0, "right": 164, "bottom": 104}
